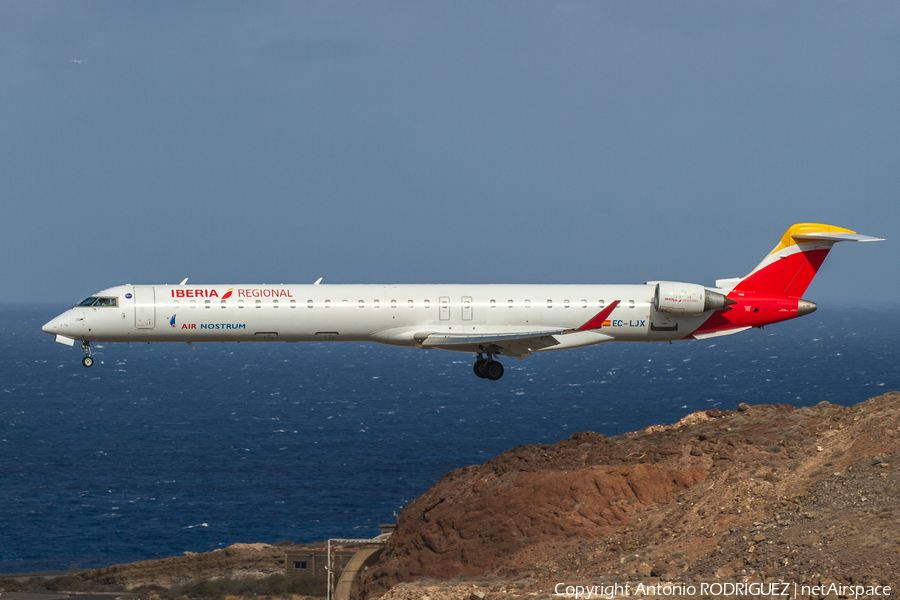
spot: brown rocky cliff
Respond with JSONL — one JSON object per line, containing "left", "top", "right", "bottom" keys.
{"left": 358, "top": 392, "right": 900, "bottom": 599}
{"left": 383, "top": 461, "right": 706, "bottom": 579}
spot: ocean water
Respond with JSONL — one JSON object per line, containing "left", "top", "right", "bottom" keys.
{"left": 1, "top": 304, "right": 898, "bottom": 574}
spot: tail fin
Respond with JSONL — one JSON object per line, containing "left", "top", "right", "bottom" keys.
{"left": 693, "top": 223, "right": 882, "bottom": 338}
{"left": 719, "top": 223, "right": 883, "bottom": 298}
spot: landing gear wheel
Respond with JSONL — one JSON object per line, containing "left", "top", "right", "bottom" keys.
{"left": 473, "top": 359, "right": 488, "bottom": 378}
{"left": 484, "top": 361, "right": 504, "bottom": 380}
{"left": 80, "top": 341, "right": 94, "bottom": 367}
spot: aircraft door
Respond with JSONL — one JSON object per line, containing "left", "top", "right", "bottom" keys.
{"left": 134, "top": 286, "right": 156, "bottom": 329}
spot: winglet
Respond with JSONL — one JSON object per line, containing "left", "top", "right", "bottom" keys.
{"left": 576, "top": 300, "right": 620, "bottom": 331}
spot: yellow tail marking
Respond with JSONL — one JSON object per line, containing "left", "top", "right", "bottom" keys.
{"left": 770, "top": 223, "right": 857, "bottom": 255}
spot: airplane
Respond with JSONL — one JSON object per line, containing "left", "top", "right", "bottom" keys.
{"left": 41, "top": 223, "right": 882, "bottom": 380}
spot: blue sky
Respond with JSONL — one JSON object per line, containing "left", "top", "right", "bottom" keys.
{"left": 2, "top": 2, "right": 896, "bottom": 306}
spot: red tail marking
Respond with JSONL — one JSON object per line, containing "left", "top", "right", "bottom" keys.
{"left": 735, "top": 248, "right": 831, "bottom": 297}
{"left": 578, "top": 300, "right": 620, "bottom": 331}
{"left": 693, "top": 249, "right": 831, "bottom": 337}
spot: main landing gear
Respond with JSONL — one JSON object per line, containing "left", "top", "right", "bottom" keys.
{"left": 80, "top": 341, "right": 94, "bottom": 368}
{"left": 473, "top": 353, "right": 504, "bottom": 380}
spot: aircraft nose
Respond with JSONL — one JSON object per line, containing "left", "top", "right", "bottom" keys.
{"left": 42, "top": 314, "right": 66, "bottom": 335}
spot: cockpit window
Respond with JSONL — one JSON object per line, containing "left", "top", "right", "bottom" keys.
{"left": 76, "top": 297, "right": 117, "bottom": 307}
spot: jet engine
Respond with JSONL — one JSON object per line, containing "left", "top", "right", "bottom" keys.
{"left": 652, "top": 282, "right": 731, "bottom": 316}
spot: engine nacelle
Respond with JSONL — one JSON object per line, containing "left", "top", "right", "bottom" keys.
{"left": 652, "top": 281, "right": 730, "bottom": 316}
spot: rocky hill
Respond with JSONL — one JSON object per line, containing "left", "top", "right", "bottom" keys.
{"left": 11, "top": 393, "right": 898, "bottom": 600}
{"left": 357, "top": 392, "right": 900, "bottom": 599}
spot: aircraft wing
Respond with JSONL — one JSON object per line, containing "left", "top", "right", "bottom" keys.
{"left": 420, "top": 301, "right": 622, "bottom": 359}
{"left": 420, "top": 330, "right": 566, "bottom": 359}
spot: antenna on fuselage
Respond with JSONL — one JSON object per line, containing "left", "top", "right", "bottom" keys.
{"left": 179, "top": 278, "right": 189, "bottom": 285}
{"left": 314, "top": 277, "right": 323, "bottom": 285}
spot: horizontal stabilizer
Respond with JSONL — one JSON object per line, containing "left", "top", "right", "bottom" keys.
{"left": 792, "top": 232, "right": 884, "bottom": 243}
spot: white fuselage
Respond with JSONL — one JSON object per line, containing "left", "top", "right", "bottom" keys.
{"left": 43, "top": 283, "right": 707, "bottom": 352}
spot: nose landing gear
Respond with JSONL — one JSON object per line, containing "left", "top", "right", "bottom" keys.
{"left": 80, "top": 341, "right": 94, "bottom": 368}
{"left": 473, "top": 353, "right": 504, "bottom": 380}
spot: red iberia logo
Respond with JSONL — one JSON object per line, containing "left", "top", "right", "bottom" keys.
{"left": 171, "top": 287, "right": 293, "bottom": 298}
{"left": 171, "top": 289, "right": 219, "bottom": 298}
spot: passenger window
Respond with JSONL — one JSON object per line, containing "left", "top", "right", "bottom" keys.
{"left": 173, "top": 300, "right": 180, "bottom": 308}
{"left": 325, "top": 300, "right": 331, "bottom": 308}
{"left": 547, "top": 299, "right": 553, "bottom": 308}
{"left": 564, "top": 299, "right": 570, "bottom": 308}
{"left": 408, "top": 300, "right": 414, "bottom": 308}
{"left": 290, "top": 299, "right": 296, "bottom": 308}
{"left": 255, "top": 299, "right": 261, "bottom": 308}
{"left": 190, "top": 299, "right": 196, "bottom": 308}
{"left": 581, "top": 299, "right": 587, "bottom": 308}
{"left": 490, "top": 299, "right": 496, "bottom": 308}
{"left": 273, "top": 299, "right": 279, "bottom": 308}
{"left": 359, "top": 300, "right": 365, "bottom": 308}
{"left": 424, "top": 299, "right": 430, "bottom": 308}
{"left": 629, "top": 300, "right": 635, "bottom": 308}
{"left": 373, "top": 299, "right": 380, "bottom": 308}
{"left": 342, "top": 299, "right": 348, "bottom": 307}
{"left": 525, "top": 300, "right": 531, "bottom": 308}
{"left": 391, "top": 299, "right": 397, "bottom": 308}
{"left": 307, "top": 299, "right": 313, "bottom": 308}
{"left": 205, "top": 299, "right": 211, "bottom": 308}
{"left": 221, "top": 299, "right": 227, "bottom": 308}
{"left": 508, "top": 299, "right": 514, "bottom": 308}
{"left": 237, "top": 300, "right": 243, "bottom": 309}
{"left": 598, "top": 300, "right": 605, "bottom": 309}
